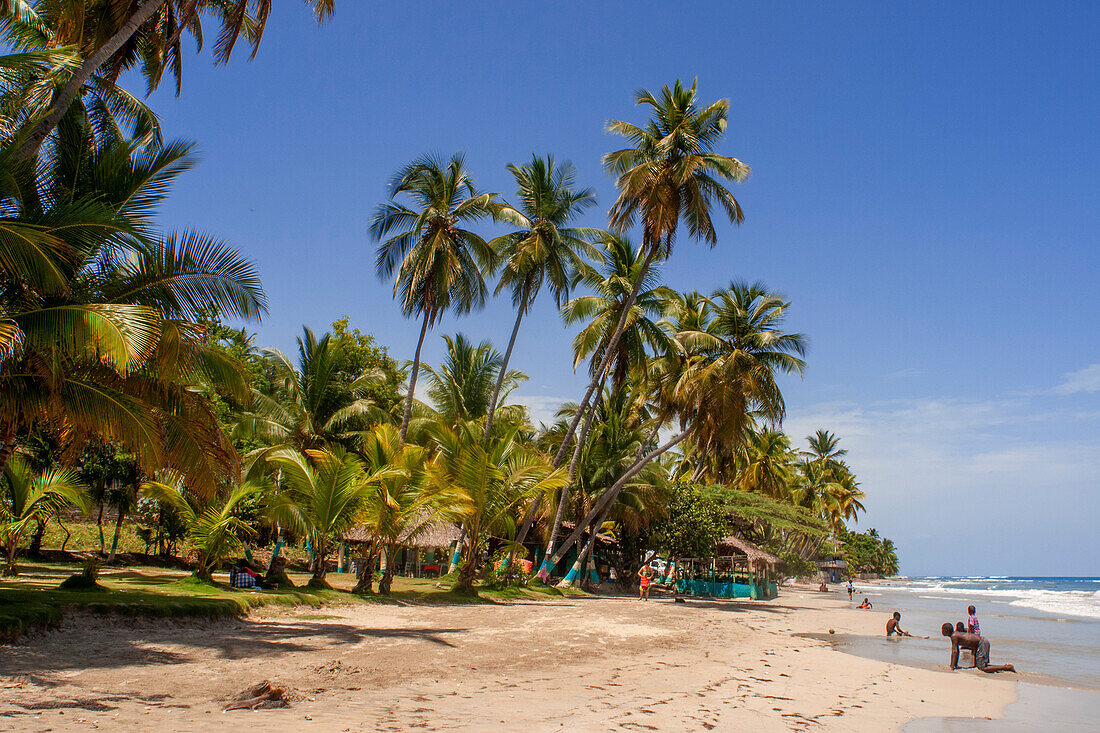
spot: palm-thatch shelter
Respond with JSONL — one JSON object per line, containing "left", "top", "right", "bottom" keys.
{"left": 674, "top": 535, "right": 781, "bottom": 600}
{"left": 716, "top": 535, "right": 780, "bottom": 599}
{"left": 340, "top": 520, "right": 462, "bottom": 577}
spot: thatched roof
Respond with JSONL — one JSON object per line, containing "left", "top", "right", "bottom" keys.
{"left": 716, "top": 535, "right": 781, "bottom": 567}
{"left": 341, "top": 521, "right": 461, "bottom": 548}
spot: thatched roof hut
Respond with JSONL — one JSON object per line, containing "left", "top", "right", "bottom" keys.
{"left": 341, "top": 521, "right": 461, "bottom": 549}
{"left": 716, "top": 535, "right": 780, "bottom": 569}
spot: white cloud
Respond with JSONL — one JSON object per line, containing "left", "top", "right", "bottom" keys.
{"left": 783, "top": 392, "right": 1100, "bottom": 576}
{"left": 1055, "top": 363, "right": 1100, "bottom": 395}
{"left": 510, "top": 393, "right": 569, "bottom": 428}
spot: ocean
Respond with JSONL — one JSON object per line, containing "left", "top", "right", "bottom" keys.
{"left": 826, "top": 576, "right": 1100, "bottom": 730}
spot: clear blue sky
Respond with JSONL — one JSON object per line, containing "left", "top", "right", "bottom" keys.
{"left": 145, "top": 2, "right": 1099, "bottom": 576}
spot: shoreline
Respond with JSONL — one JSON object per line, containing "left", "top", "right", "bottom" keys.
{"left": 0, "top": 584, "right": 1018, "bottom": 731}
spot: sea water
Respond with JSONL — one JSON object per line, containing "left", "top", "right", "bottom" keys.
{"left": 829, "top": 577, "right": 1100, "bottom": 730}
{"left": 835, "top": 576, "right": 1100, "bottom": 688}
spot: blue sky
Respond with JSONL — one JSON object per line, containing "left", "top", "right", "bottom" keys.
{"left": 145, "top": 2, "right": 1098, "bottom": 576}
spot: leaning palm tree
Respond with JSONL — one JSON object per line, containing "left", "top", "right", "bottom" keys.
{"left": 265, "top": 445, "right": 403, "bottom": 587}
{"left": 7, "top": 0, "right": 337, "bottom": 161}
{"left": 1, "top": 456, "right": 89, "bottom": 574}
{"left": 484, "top": 155, "right": 599, "bottom": 439}
{"left": 737, "top": 429, "right": 797, "bottom": 499}
{"left": 371, "top": 154, "right": 500, "bottom": 443}
{"left": 554, "top": 79, "right": 751, "bottom": 468}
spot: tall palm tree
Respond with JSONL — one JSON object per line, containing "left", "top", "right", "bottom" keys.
{"left": 422, "top": 333, "right": 527, "bottom": 429}
{"left": 7, "top": 0, "right": 337, "bottom": 160}
{"left": 483, "top": 155, "right": 598, "bottom": 439}
{"left": 371, "top": 153, "right": 499, "bottom": 444}
{"left": 737, "top": 429, "right": 797, "bottom": 499}
{"left": 804, "top": 429, "right": 847, "bottom": 467}
{"left": 554, "top": 79, "right": 751, "bottom": 468}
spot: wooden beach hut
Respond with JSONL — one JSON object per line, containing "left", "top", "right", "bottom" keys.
{"left": 340, "top": 521, "right": 462, "bottom": 578}
{"left": 715, "top": 535, "right": 781, "bottom": 599}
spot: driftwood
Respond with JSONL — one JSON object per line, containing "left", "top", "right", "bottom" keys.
{"left": 222, "top": 680, "right": 289, "bottom": 711}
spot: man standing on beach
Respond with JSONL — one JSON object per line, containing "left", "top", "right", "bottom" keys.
{"left": 941, "top": 623, "right": 1015, "bottom": 673}
{"left": 846, "top": 579, "right": 854, "bottom": 601}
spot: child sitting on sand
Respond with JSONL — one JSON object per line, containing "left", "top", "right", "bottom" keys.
{"left": 857, "top": 597, "right": 873, "bottom": 609}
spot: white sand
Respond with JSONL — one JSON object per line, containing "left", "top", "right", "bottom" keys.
{"left": 0, "top": 585, "right": 1015, "bottom": 731}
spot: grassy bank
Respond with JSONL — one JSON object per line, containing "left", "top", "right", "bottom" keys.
{"left": 0, "top": 562, "right": 585, "bottom": 640}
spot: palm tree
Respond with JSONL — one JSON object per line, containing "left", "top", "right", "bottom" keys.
{"left": 1, "top": 456, "right": 88, "bottom": 574}
{"left": 234, "top": 326, "right": 389, "bottom": 468}
{"left": 371, "top": 154, "right": 500, "bottom": 444}
{"left": 804, "top": 429, "right": 847, "bottom": 467}
{"left": 422, "top": 333, "right": 527, "bottom": 429}
{"left": 483, "top": 155, "right": 598, "bottom": 439}
{"left": 554, "top": 79, "right": 751, "bottom": 469}
{"left": 353, "top": 423, "right": 455, "bottom": 594}
{"left": 0, "top": 113, "right": 267, "bottom": 492}
{"left": 427, "top": 420, "right": 566, "bottom": 593}
{"left": 265, "top": 445, "right": 402, "bottom": 587}
{"left": 737, "top": 429, "right": 796, "bottom": 499}
{"left": 7, "top": 0, "right": 337, "bottom": 161}
{"left": 141, "top": 472, "right": 264, "bottom": 581}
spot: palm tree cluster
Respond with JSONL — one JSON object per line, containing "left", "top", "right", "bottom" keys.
{"left": 0, "top": 48, "right": 895, "bottom": 590}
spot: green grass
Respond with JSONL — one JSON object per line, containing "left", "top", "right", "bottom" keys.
{"left": 0, "top": 562, "right": 586, "bottom": 640}
{"left": 0, "top": 561, "right": 349, "bottom": 641}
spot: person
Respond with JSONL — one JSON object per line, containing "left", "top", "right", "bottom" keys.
{"left": 230, "top": 560, "right": 263, "bottom": 589}
{"left": 638, "top": 565, "right": 652, "bottom": 601}
{"left": 886, "top": 612, "right": 911, "bottom": 636}
{"left": 857, "top": 597, "right": 873, "bottom": 609}
{"left": 819, "top": 582, "right": 829, "bottom": 592}
{"left": 941, "top": 623, "right": 1015, "bottom": 673}
{"left": 846, "top": 579, "right": 854, "bottom": 601}
{"left": 967, "top": 605, "right": 981, "bottom": 636}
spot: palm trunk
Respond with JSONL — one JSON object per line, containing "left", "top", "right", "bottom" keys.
{"left": 400, "top": 311, "right": 432, "bottom": 444}
{"left": 107, "top": 506, "right": 125, "bottom": 563}
{"left": 535, "top": 368, "right": 609, "bottom": 581}
{"left": 690, "top": 460, "right": 706, "bottom": 483}
{"left": 57, "top": 514, "right": 72, "bottom": 553}
{"left": 561, "top": 505, "right": 611, "bottom": 588}
{"left": 484, "top": 294, "right": 528, "bottom": 442}
{"left": 17, "top": 0, "right": 170, "bottom": 161}
{"left": 548, "top": 430, "right": 688, "bottom": 570}
{"left": 513, "top": 498, "right": 540, "bottom": 550}
{"left": 550, "top": 246, "right": 660, "bottom": 468}
{"left": 0, "top": 425, "right": 16, "bottom": 477}
{"left": 28, "top": 518, "right": 46, "bottom": 557}
{"left": 97, "top": 502, "right": 106, "bottom": 553}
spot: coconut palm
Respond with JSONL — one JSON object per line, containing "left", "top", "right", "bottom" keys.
{"left": 8, "top": 0, "right": 337, "bottom": 160}
{"left": 352, "top": 423, "right": 457, "bottom": 594}
{"left": 0, "top": 113, "right": 266, "bottom": 491}
{"left": 483, "top": 155, "right": 599, "bottom": 439}
{"left": 422, "top": 333, "right": 527, "bottom": 430}
{"left": 234, "top": 326, "right": 389, "bottom": 469}
{"left": 371, "top": 153, "right": 500, "bottom": 443}
{"left": 427, "top": 420, "right": 566, "bottom": 593}
{"left": 264, "top": 445, "right": 402, "bottom": 586}
{"left": 554, "top": 79, "right": 751, "bottom": 468}
{"left": 1, "top": 456, "right": 89, "bottom": 574}
{"left": 804, "top": 429, "right": 847, "bottom": 467}
{"left": 141, "top": 472, "right": 264, "bottom": 580}
{"left": 737, "top": 429, "right": 797, "bottom": 499}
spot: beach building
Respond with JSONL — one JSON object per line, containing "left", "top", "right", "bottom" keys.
{"left": 817, "top": 556, "right": 847, "bottom": 584}
{"left": 339, "top": 522, "right": 462, "bottom": 578}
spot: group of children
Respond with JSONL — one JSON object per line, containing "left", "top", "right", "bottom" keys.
{"left": 864, "top": 597, "right": 1017, "bottom": 674}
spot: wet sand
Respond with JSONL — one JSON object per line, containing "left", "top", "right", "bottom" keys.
{"left": 0, "top": 586, "right": 1015, "bottom": 731}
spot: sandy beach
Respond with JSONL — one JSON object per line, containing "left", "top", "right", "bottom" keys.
{"left": 0, "top": 586, "right": 1018, "bottom": 731}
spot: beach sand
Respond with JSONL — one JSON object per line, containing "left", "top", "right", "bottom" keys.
{"left": 0, "top": 585, "right": 1016, "bottom": 731}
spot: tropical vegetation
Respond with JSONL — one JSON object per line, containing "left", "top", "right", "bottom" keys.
{"left": 0, "top": 10, "right": 898, "bottom": 614}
